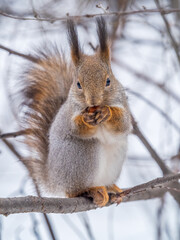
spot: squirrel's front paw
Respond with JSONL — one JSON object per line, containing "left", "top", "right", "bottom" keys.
{"left": 82, "top": 106, "right": 112, "bottom": 127}
{"left": 82, "top": 111, "right": 97, "bottom": 126}
{"left": 95, "top": 106, "right": 112, "bottom": 124}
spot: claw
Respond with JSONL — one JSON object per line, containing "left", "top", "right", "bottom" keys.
{"left": 86, "top": 186, "right": 109, "bottom": 207}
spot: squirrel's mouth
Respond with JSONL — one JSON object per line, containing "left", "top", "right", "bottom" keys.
{"left": 82, "top": 106, "right": 100, "bottom": 115}
{"left": 86, "top": 106, "right": 100, "bottom": 113}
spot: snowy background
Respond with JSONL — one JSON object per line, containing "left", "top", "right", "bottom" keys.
{"left": 0, "top": 0, "right": 180, "bottom": 240}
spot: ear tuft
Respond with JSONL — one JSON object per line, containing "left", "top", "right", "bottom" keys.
{"left": 96, "top": 17, "right": 110, "bottom": 63}
{"left": 67, "top": 19, "right": 81, "bottom": 66}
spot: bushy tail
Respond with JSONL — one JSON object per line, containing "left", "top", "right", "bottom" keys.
{"left": 18, "top": 44, "right": 73, "bottom": 182}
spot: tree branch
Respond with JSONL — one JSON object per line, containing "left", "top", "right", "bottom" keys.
{"left": 127, "top": 89, "right": 180, "bottom": 133}
{"left": 0, "top": 173, "right": 179, "bottom": 216}
{"left": 0, "top": 129, "right": 57, "bottom": 240}
{"left": 0, "top": 44, "right": 37, "bottom": 62}
{"left": 0, "top": 129, "right": 30, "bottom": 139}
{"left": 0, "top": 8, "right": 180, "bottom": 22}
{"left": 131, "top": 114, "right": 172, "bottom": 175}
{"left": 1, "top": 136, "right": 22, "bottom": 160}
{"left": 113, "top": 59, "right": 180, "bottom": 104}
{"left": 155, "top": 0, "right": 180, "bottom": 65}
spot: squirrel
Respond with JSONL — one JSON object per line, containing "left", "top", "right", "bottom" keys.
{"left": 18, "top": 17, "right": 132, "bottom": 207}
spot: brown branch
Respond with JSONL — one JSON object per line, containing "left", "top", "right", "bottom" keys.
{"left": 155, "top": 0, "right": 180, "bottom": 65}
{"left": 0, "top": 129, "right": 30, "bottom": 139}
{"left": 127, "top": 89, "right": 180, "bottom": 132}
{"left": 131, "top": 114, "right": 172, "bottom": 175}
{"left": 42, "top": 213, "right": 57, "bottom": 240}
{"left": 1, "top": 137, "right": 22, "bottom": 160}
{"left": 0, "top": 44, "right": 37, "bottom": 62}
{"left": 0, "top": 173, "right": 179, "bottom": 216}
{"left": 132, "top": 114, "right": 180, "bottom": 204}
{"left": 0, "top": 8, "right": 180, "bottom": 22}
{"left": 116, "top": 173, "right": 180, "bottom": 198}
{"left": 113, "top": 59, "right": 180, "bottom": 104}
{"left": 0, "top": 129, "right": 57, "bottom": 240}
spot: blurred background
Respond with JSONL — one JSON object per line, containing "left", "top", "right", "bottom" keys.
{"left": 0, "top": 0, "right": 180, "bottom": 239}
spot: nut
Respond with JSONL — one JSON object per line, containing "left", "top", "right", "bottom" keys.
{"left": 87, "top": 106, "right": 101, "bottom": 113}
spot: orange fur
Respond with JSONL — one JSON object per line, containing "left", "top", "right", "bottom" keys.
{"left": 104, "top": 107, "right": 129, "bottom": 133}
{"left": 19, "top": 48, "right": 73, "bottom": 181}
{"left": 87, "top": 186, "right": 109, "bottom": 207}
{"left": 66, "top": 186, "right": 109, "bottom": 207}
{"left": 74, "top": 115, "right": 97, "bottom": 136}
{"left": 106, "top": 184, "right": 123, "bottom": 204}
{"left": 106, "top": 184, "right": 122, "bottom": 194}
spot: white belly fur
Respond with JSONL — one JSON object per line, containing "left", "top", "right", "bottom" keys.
{"left": 92, "top": 126, "right": 127, "bottom": 187}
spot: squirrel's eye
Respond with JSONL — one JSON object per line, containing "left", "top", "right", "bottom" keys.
{"left": 106, "top": 78, "right": 110, "bottom": 87}
{"left": 77, "top": 82, "right": 82, "bottom": 89}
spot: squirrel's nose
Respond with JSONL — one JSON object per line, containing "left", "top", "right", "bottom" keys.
{"left": 86, "top": 96, "right": 102, "bottom": 107}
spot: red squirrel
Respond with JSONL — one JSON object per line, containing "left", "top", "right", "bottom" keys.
{"left": 18, "top": 17, "right": 132, "bottom": 206}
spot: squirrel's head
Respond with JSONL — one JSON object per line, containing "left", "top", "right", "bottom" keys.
{"left": 68, "top": 17, "right": 121, "bottom": 108}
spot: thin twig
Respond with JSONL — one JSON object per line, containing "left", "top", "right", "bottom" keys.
{"left": 42, "top": 214, "right": 57, "bottom": 240}
{"left": 117, "top": 173, "right": 180, "bottom": 198}
{"left": 113, "top": 58, "right": 180, "bottom": 104}
{"left": 1, "top": 138, "right": 22, "bottom": 160}
{"left": 127, "top": 89, "right": 180, "bottom": 132}
{"left": 0, "top": 130, "right": 57, "bottom": 240}
{"left": 155, "top": 0, "right": 180, "bottom": 65}
{"left": 0, "top": 8, "right": 180, "bottom": 22}
{"left": 96, "top": 3, "right": 109, "bottom": 13}
{"left": 30, "top": 214, "right": 42, "bottom": 240}
{"left": 0, "top": 44, "right": 37, "bottom": 62}
{"left": 79, "top": 213, "right": 95, "bottom": 240}
{"left": 131, "top": 115, "right": 172, "bottom": 175}
{"left": 132, "top": 115, "right": 179, "bottom": 203}
{"left": 0, "top": 129, "right": 30, "bottom": 139}
{"left": 62, "top": 215, "right": 88, "bottom": 240}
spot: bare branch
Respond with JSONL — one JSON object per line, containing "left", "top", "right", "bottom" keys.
{"left": 0, "top": 44, "right": 37, "bottom": 62}
{"left": 96, "top": 3, "right": 109, "bottom": 13}
{"left": 113, "top": 59, "right": 180, "bottom": 104}
{"left": 132, "top": 114, "right": 180, "bottom": 203}
{"left": 155, "top": 0, "right": 180, "bottom": 65}
{"left": 0, "top": 173, "right": 179, "bottom": 216}
{"left": 0, "top": 129, "right": 30, "bottom": 139}
{"left": 0, "top": 130, "right": 57, "bottom": 240}
{"left": 131, "top": 114, "right": 172, "bottom": 175}
{"left": 42, "top": 214, "right": 57, "bottom": 240}
{"left": 62, "top": 215, "right": 88, "bottom": 240}
{"left": 1, "top": 137, "right": 22, "bottom": 160}
{"left": 127, "top": 89, "right": 180, "bottom": 132}
{"left": 0, "top": 8, "right": 180, "bottom": 22}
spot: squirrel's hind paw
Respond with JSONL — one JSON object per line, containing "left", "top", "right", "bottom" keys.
{"left": 83, "top": 186, "right": 109, "bottom": 207}
{"left": 66, "top": 186, "right": 109, "bottom": 207}
{"left": 106, "top": 184, "right": 122, "bottom": 194}
{"left": 107, "top": 184, "right": 123, "bottom": 205}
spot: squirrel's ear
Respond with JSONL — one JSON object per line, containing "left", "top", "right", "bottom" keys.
{"left": 67, "top": 19, "right": 82, "bottom": 66}
{"left": 96, "top": 17, "right": 110, "bottom": 63}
